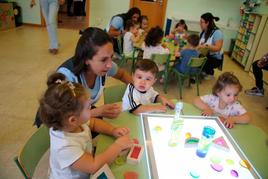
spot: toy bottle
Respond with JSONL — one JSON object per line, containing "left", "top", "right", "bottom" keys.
{"left": 196, "top": 126, "right": 216, "bottom": 158}
{"left": 168, "top": 102, "right": 184, "bottom": 147}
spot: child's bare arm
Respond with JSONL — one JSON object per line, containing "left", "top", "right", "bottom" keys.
{"left": 221, "top": 112, "right": 251, "bottom": 128}
{"left": 71, "top": 135, "right": 132, "bottom": 173}
{"left": 192, "top": 97, "right": 213, "bottom": 116}
{"left": 131, "top": 33, "right": 141, "bottom": 43}
{"left": 89, "top": 118, "right": 129, "bottom": 137}
{"left": 132, "top": 104, "right": 167, "bottom": 115}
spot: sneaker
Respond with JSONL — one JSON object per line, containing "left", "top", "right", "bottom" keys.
{"left": 245, "top": 87, "right": 264, "bottom": 96}
{"left": 48, "top": 48, "right": 58, "bottom": 55}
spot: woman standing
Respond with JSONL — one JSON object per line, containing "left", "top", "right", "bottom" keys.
{"left": 199, "top": 12, "right": 224, "bottom": 80}
{"left": 57, "top": 27, "right": 132, "bottom": 119}
{"left": 30, "top": 0, "right": 63, "bottom": 54}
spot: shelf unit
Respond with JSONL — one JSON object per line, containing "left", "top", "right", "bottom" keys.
{"left": 231, "top": 13, "right": 267, "bottom": 71}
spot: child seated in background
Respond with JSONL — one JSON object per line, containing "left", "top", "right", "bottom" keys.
{"left": 142, "top": 26, "right": 169, "bottom": 59}
{"left": 174, "top": 34, "right": 200, "bottom": 74}
{"left": 139, "top": 15, "right": 149, "bottom": 36}
{"left": 40, "top": 73, "right": 133, "bottom": 178}
{"left": 123, "top": 20, "right": 141, "bottom": 55}
{"left": 192, "top": 72, "right": 250, "bottom": 128}
{"left": 169, "top": 19, "right": 188, "bottom": 40}
{"left": 122, "top": 59, "right": 175, "bottom": 115}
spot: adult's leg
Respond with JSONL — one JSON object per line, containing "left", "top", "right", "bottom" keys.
{"left": 40, "top": 0, "right": 59, "bottom": 50}
{"left": 47, "top": 0, "right": 59, "bottom": 49}
{"left": 253, "top": 60, "right": 268, "bottom": 90}
{"left": 67, "top": 0, "right": 73, "bottom": 16}
{"left": 202, "top": 56, "right": 222, "bottom": 75}
{"left": 82, "top": 0, "right": 86, "bottom": 16}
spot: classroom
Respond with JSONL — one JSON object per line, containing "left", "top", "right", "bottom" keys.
{"left": 0, "top": 0, "right": 268, "bottom": 178}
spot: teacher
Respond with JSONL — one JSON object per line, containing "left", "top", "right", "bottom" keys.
{"left": 199, "top": 12, "right": 224, "bottom": 80}
{"left": 106, "top": 7, "right": 141, "bottom": 53}
{"left": 57, "top": 27, "right": 132, "bottom": 119}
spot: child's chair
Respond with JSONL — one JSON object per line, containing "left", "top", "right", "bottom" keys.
{"left": 151, "top": 53, "right": 172, "bottom": 94}
{"left": 14, "top": 126, "right": 50, "bottom": 179}
{"left": 104, "top": 84, "right": 127, "bottom": 104}
{"left": 171, "top": 57, "right": 207, "bottom": 99}
{"left": 117, "top": 36, "right": 139, "bottom": 72}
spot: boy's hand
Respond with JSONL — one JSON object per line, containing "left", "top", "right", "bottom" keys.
{"left": 201, "top": 108, "right": 213, "bottom": 116}
{"left": 100, "top": 104, "right": 121, "bottom": 118}
{"left": 112, "top": 127, "right": 130, "bottom": 137}
{"left": 154, "top": 104, "right": 167, "bottom": 113}
{"left": 175, "top": 51, "right": 181, "bottom": 58}
{"left": 115, "top": 135, "right": 133, "bottom": 150}
{"left": 161, "top": 98, "right": 175, "bottom": 109}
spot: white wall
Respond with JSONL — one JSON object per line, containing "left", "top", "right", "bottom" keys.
{"left": 89, "top": 0, "right": 129, "bottom": 29}
{"left": 12, "top": 0, "right": 41, "bottom": 25}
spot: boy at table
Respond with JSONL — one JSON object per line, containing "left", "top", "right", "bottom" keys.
{"left": 174, "top": 34, "right": 200, "bottom": 74}
{"left": 122, "top": 59, "right": 175, "bottom": 115}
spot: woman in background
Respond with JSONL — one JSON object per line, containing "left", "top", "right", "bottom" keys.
{"left": 199, "top": 12, "right": 224, "bottom": 80}
{"left": 30, "top": 0, "right": 64, "bottom": 54}
{"left": 106, "top": 7, "right": 141, "bottom": 54}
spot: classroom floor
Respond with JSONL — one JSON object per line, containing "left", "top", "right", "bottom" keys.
{"left": 0, "top": 26, "right": 267, "bottom": 179}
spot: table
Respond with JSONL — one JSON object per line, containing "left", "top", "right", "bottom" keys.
{"left": 95, "top": 102, "right": 268, "bottom": 179}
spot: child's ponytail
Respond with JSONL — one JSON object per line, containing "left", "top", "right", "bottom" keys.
{"left": 40, "top": 72, "right": 88, "bottom": 130}
{"left": 46, "top": 72, "right": 66, "bottom": 87}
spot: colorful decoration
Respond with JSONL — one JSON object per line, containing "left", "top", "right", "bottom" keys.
{"left": 240, "top": 0, "right": 261, "bottom": 15}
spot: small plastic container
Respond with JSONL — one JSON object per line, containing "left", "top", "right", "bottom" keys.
{"left": 196, "top": 126, "right": 216, "bottom": 158}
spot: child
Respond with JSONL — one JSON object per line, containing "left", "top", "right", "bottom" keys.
{"left": 40, "top": 73, "right": 133, "bottom": 178}
{"left": 169, "top": 19, "right": 188, "bottom": 40}
{"left": 138, "top": 15, "right": 149, "bottom": 36}
{"left": 122, "top": 59, "right": 175, "bottom": 115}
{"left": 174, "top": 34, "right": 200, "bottom": 74}
{"left": 142, "top": 26, "right": 169, "bottom": 59}
{"left": 123, "top": 20, "right": 140, "bottom": 55}
{"left": 192, "top": 72, "right": 250, "bottom": 128}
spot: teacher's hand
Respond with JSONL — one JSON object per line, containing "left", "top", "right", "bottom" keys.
{"left": 100, "top": 103, "right": 122, "bottom": 118}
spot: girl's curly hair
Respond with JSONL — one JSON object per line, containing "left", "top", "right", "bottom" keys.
{"left": 144, "top": 26, "right": 163, "bottom": 47}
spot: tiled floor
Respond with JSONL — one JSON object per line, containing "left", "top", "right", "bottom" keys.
{"left": 0, "top": 26, "right": 267, "bottom": 179}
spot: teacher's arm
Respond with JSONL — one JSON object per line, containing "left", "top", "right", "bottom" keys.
{"left": 113, "top": 68, "right": 133, "bottom": 84}
{"left": 108, "top": 26, "right": 122, "bottom": 38}
{"left": 206, "top": 39, "right": 223, "bottom": 52}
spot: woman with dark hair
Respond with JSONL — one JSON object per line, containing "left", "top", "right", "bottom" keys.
{"left": 57, "top": 27, "right": 132, "bottom": 118}
{"left": 106, "top": 7, "right": 141, "bottom": 53}
{"left": 107, "top": 7, "right": 141, "bottom": 38}
{"left": 199, "top": 12, "right": 224, "bottom": 80}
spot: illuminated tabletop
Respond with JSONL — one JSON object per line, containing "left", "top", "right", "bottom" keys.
{"left": 95, "top": 103, "right": 268, "bottom": 179}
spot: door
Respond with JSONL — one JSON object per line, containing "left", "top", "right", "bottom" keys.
{"left": 130, "top": 0, "right": 167, "bottom": 29}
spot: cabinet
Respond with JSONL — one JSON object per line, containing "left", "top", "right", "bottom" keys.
{"left": 232, "top": 13, "right": 268, "bottom": 71}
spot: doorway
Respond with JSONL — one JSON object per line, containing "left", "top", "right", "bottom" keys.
{"left": 58, "top": 0, "right": 89, "bottom": 30}
{"left": 130, "top": 0, "right": 168, "bottom": 29}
